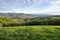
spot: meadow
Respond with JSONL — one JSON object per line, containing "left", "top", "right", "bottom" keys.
{"left": 0, "top": 26, "right": 60, "bottom": 40}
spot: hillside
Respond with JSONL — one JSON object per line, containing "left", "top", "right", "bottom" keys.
{"left": 0, "top": 26, "right": 60, "bottom": 40}
{"left": 0, "top": 13, "right": 60, "bottom": 26}
{"left": 0, "top": 13, "right": 52, "bottom": 19}
{"left": 52, "top": 15, "right": 60, "bottom": 18}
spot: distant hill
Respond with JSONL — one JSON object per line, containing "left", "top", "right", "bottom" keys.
{"left": 0, "top": 13, "right": 52, "bottom": 19}
{"left": 51, "top": 15, "right": 60, "bottom": 18}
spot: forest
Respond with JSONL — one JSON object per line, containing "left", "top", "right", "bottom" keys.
{"left": 0, "top": 13, "right": 60, "bottom": 27}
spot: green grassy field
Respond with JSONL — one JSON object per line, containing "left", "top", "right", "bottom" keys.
{"left": 0, "top": 26, "right": 60, "bottom": 40}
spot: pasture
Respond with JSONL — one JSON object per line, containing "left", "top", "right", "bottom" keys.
{"left": 0, "top": 26, "right": 60, "bottom": 40}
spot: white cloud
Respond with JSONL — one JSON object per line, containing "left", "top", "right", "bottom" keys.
{"left": 41, "top": 0, "right": 60, "bottom": 13}
{"left": 50, "top": 0, "right": 60, "bottom": 5}
{"left": 0, "top": 0, "right": 60, "bottom": 14}
{"left": 0, "top": 0, "right": 49, "bottom": 13}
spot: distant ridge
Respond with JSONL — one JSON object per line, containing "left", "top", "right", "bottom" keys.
{"left": 0, "top": 13, "right": 52, "bottom": 19}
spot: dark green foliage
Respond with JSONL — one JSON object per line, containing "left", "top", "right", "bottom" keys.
{"left": 0, "top": 17, "right": 60, "bottom": 27}
{"left": 0, "top": 13, "right": 60, "bottom": 27}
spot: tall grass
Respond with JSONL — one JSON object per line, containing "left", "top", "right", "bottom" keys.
{"left": 0, "top": 26, "right": 60, "bottom": 40}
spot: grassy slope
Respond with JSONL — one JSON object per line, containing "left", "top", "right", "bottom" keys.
{"left": 0, "top": 26, "right": 60, "bottom": 40}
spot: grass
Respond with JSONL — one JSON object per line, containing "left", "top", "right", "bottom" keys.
{"left": 0, "top": 26, "right": 60, "bottom": 40}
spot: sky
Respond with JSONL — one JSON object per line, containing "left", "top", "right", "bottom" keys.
{"left": 0, "top": 0, "right": 60, "bottom": 15}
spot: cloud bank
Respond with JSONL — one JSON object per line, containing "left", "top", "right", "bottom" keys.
{"left": 0, "top": 0, "right": 60, "bottom": 14}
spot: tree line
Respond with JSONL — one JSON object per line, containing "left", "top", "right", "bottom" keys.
{"left": 0, "top": 17, "right": 60, "bottom": 27}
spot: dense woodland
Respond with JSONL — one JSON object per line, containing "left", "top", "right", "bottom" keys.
{"left": 0, "top": 13, "right": 60, "bottom": 27}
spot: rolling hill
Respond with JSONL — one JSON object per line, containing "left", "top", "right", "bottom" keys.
{"left": 0, "top": 13, "right": 52, "bottom": 19}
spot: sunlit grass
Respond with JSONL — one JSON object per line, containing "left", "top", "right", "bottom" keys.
{"left": 0, "top": 26, "right": 60, "bottom": 40}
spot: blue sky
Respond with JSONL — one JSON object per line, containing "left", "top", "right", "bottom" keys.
{"left": 0, "top": 0, "right": 60, "bottom": 15}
